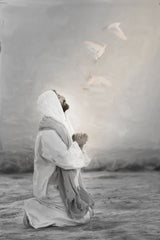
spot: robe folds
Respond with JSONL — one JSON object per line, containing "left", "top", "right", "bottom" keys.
{"left": 24, "top": 90, "right": 94, "bottom": 229}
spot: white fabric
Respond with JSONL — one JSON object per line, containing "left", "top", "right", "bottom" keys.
{"left": 37, "top": 90, "right": 73, "bottom": 136}
{"left": 33, "top": 130, "right": 91, "bottom": 199}
{"left": 65, "top": 112, "right": 75, "bottom": 136}
{"left": 24, "top": 90, "right": 91, "bottom": 228}
{"left": 37, "top": 90, "right": 66, "bottom": 126}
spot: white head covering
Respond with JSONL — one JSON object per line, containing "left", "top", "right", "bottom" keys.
{"left": 37, "top": 90, "right": 66, "bottom": 126}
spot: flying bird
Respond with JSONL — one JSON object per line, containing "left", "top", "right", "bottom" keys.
{"left": 84, "top": 40, "right": 107, "bottom": 61}
{"left": 83, "top": 73, "right": 112, "bottom": 90}
{"left": 79, "top": 65, "right": 112, "bottom": 90}
{"left": 104, "top": 22, "right": 127, "bottom": 41}
{"left": 87, "top": 74, "right": 112, "bottom": 87}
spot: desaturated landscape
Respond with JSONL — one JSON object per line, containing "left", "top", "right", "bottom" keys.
{"left": 1, "top": 0, "right": 160, "bottom": 239}
{"left": 0, "top": 170, "right": 160, "bottom": 240}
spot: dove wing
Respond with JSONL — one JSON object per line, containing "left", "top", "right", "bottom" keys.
{"left": 116, "top": 27, "right": 127, "bottom": 40}
{"left": 84, "top": 41, "right": 101, "bottom": 54}
{"left": 100, "top": 77, "right": 112, "bottom": 86}
{"left": 112, "top": 27, "right": 127, "bottom": 40}
{"left": 109, "top": 23, "right": 127, "bottom": 40}
{"left": 88, "top": 76, "right": 101, "bottom": 86}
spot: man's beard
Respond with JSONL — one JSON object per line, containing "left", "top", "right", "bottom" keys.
{"left": 62, "top": 103, "right": 69, "bottom": 112}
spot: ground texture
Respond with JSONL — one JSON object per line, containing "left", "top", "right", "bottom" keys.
{"left": 0, "top": 171, "right": 160, "bottom": 240}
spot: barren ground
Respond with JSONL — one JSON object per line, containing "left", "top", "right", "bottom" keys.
{"left": 0, "top": 171, "right": 160, "bottom": 240}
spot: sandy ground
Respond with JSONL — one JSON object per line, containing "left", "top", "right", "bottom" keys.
{"left": 0, "top": 171, "right": 160, "bottom": 240}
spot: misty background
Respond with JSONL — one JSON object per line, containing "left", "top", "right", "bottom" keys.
{"left": 0, "top": 0, "right": 160, "bottom": 172}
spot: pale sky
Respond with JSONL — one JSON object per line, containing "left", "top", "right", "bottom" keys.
{"left": 1, "top": 0, "right": 160, "bottom": 151}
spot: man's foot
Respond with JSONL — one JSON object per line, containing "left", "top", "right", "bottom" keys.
{"left": 23, "top": 212, "right": 31, "bottom": 228}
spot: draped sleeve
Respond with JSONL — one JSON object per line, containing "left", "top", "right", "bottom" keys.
{"left": 39, "top": 130, "right": 89, "bottom": 170}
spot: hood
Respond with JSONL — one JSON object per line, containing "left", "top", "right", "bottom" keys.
{"left": 37, "top": 90, "right": 66, "bottom": 126}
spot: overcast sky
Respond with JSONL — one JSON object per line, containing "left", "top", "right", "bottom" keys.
{"left": 1, "top": 0, "right": 160, "bottom": 151}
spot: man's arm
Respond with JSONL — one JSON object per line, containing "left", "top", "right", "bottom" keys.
{"left": 39, "top": 130, "right": 88, "bottom": 169}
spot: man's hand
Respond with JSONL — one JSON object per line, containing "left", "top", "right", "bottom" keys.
{"left": 72, "top": 133, "right": 88, "bottom": 149}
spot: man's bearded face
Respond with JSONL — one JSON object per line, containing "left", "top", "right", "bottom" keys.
{"left": 58, "top": 94, "right": 69, "bottom": 112}
{"left": 52, "top": 90, "right": 69, "bottom": 112}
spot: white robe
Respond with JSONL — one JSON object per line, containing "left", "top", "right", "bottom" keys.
{"left": 24, "top": 91, "right": 92, "bottom": 229}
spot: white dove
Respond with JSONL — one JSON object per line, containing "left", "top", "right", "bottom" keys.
{"left": 84, "top": 40, "right": 107, "bottom": 61}
{"left": 88, "top": 74, "right": 112, "bottom": 86}
{"left": 107, "top": 22, "right": 127, "bottom": 40}
{"left": 83, "top": 73, "right": 112, "bottom": 90}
